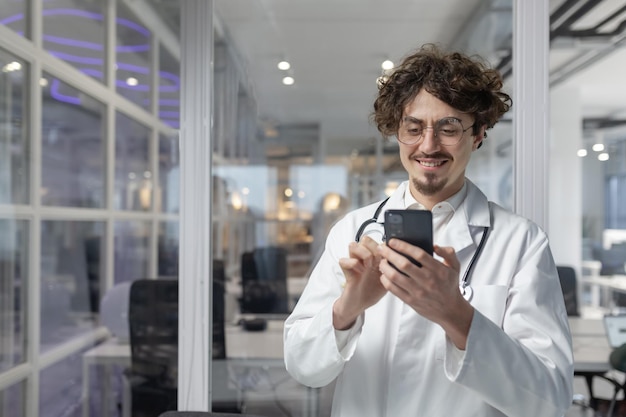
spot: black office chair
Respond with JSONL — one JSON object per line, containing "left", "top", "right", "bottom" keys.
{"left": 126, "top": 279, "right": 178, "bottom": 417}
{"left": 240, "top": 247, "right": 289, "bottom": 315}
{"left": 126, "top": 270, "right": 240, "bottom": 417}
{"left": 557, "top": 265, "right": 626, "bottom": 416}
{"left": 557, "top": 265, "right": 580, "bottom": 317}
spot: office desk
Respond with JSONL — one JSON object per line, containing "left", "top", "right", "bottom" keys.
{"left": 570, "top": 317, "right": 613, "bottom": 373}
{"left": 82, "top": 320, "right": 318, "bottom": 417}
{"left": 580, "top": 275, "right": 626, "bottom": 308}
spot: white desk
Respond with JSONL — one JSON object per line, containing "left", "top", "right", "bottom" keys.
{"left": 580, "top": 275, "right": 626, "bottom": 308}
{"left": 82, "top": 320, "right": 317, "bottom": 417}
{"left": 570, "top": 317, "right": 614, "bottom": 374}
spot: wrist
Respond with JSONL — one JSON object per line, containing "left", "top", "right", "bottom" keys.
{"left": 442, "top": 302, "right": 474, "bottom": 350}
{"left": 333, "top": 296, "right": 362, "bottom": 330}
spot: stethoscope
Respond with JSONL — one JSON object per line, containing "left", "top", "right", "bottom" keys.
{"left": 354, "top": 197, "right": 490, "bottom": 301}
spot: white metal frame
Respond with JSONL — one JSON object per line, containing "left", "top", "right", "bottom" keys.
{"left": 178, "top": 0, "right": 214, "bottom": 411}
{"left": 513, "top": 0, "right": 550, "bottom": 231}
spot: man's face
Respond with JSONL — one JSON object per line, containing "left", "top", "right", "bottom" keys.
{"left": 397, "top": 90, "right": 483, "bottom": 206}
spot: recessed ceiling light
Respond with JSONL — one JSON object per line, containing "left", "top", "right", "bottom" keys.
{"left": 126, "top": 77, "right": 139, "bottom": 86}
{"left": 2, "top": 61, "right": 21, "bottom": 72}
{"left": 576, "top": 149, "right": 587, "bottom": 157}
{"left": 592, "top": 143, "right": 604, "bottom": 152}
{"left": 282, "top": 76, "right": 295, "bottom": 85}
{"left": 381, "top": 59, "right": 394, "bottom": 70}
{"left": 278, "top": 61, "right": 291, "bottom": 70}
{"left": 598, "top": 152, "right": 609, "bottom": 161}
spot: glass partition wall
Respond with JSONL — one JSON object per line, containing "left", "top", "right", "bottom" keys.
{"left": 0, "top": 0, "right": 179, "bottom": 416}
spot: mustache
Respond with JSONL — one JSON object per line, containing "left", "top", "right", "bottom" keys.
{"left": 413, "top": 151, "right": 451, "bottom": 159}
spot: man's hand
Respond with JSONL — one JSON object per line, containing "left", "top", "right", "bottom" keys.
{"left": 333, "top": 236, "right": 387, "bottom": 330}
{"left": 378, "top": 240, "right": 474, "bottom": 349}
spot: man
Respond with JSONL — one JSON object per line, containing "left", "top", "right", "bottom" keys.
{"left": 283, "top": 44, "right": 573, "bottom": 417}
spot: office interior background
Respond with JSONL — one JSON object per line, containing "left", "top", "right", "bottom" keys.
{"left": 0, "top": 0, "right": 625, "bottom": 416}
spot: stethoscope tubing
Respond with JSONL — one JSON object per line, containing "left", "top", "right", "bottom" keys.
{"left": 354, "top": 198, "right": 491, "bottom": 300}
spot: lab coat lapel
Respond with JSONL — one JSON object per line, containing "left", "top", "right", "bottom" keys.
{"left": 438, "top": 180, "right": 491, "bottom": 254}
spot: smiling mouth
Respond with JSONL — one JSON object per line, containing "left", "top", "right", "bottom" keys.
{"left": 418, "top": 160, "right": 446, "bottom": 167}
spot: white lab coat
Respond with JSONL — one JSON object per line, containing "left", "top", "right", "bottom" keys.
{"left": 284, "top": 180, "right": 574, "bottom": 417}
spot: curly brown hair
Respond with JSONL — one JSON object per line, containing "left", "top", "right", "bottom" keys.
{"left": 372, "top": 43, "right": 512, "bottom": 139}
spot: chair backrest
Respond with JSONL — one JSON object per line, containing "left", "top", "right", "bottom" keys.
{"left": 128, "top": 270, "right": 229, "bottom": 382}
{"left": 240, "top": 246, "right": 289, "bottom": 314}
{"left": 557, "top": 265, "right": 580, "bottom": 317}
{"left": 128, "top": 279, "right": 179, "bottom": 387}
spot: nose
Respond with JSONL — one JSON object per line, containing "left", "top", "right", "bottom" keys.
{"left": 419, "top": 126, "right": 440, "bottom": 152}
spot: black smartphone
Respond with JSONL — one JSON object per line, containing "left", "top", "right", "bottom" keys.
{"left": 384, "top": 210, "right": 433, "bottom": 269}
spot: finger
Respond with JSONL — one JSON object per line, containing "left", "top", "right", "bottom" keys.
{"left": 339, "top": 257, "right": 365, "bottom": 276}
{"left": 379, "top": 271, "right": 411, "bottom": 298}
{"left": 433, "top": 245, "right": 460, "bottom": 273}
{"left": 385, "top": 238, "right": 434, "bottom": 269}
{"left": 359, "top": 235, "right": 382, "bottom": 256}
{"left": 348, "top": 239, "right": 379, "bottom": 268}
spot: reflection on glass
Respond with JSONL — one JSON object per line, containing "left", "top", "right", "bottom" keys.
{"left": 114, "top": 220, "right": 150, "bottom": 284}
{"left": 0, "top": 381, "right": 25, "bottom": 417}
{"left": 42, "top": 0, "right": 105, "bottom": 83}
{"left": 116, "top": 0, "right": 151, "bottom": 111}
{"left": 466, "top": 122, "right": 513, "bottom": 210}
{"left": 159, "top": 44, "right": 180, "bottom": 129}
{"left": 0, "top": 219, "right": 27, "bottom": 373}
{"left": 41, "top": 73, "right": 105, "bottom": 208}
{"left": 159, "top": 132, "right": 179, "bottom": 213}
{"left": 38, "top": 349, "right": 85, "bottom": 416}
{"left": 158, "top": 221, "right": 178, "bottom": 277}
{"left": 0, "top": 49, "right": 29, "bottom": 205}
{"left": 40, "top": 220, "right": 103, "bottom": 351}
{"left": 0, "top": 0, "right": 27, "bottom": 39}
{"left": 115, "top": 111, "right": 151, "bottom": 211}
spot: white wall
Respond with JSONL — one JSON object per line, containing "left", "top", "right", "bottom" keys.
{"left": 549, "top": 86, "right": 582, "bottom": 270}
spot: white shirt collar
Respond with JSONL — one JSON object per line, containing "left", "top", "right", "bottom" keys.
{"left": 403, "top": 181, "right": 468, "bottom": 214}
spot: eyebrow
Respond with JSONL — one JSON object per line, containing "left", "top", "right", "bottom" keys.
{"left": 402, "top": 116, "right": 423, "bottom": 124}
{"left": 402, "top": 116, "right": 463, "bottom": 124}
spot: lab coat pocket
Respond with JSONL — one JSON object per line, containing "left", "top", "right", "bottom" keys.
{"left": 469, "top": 285, "right": 509, "bottom": 327}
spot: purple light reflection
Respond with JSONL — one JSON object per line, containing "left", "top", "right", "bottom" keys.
{"left": 50, "top": 78, "right": 81, "bottom": 105}
{"left": 0, "top": 13, "right": 24, "bottom": 25}
{"left": 4, "top": 7, "right": 180, "bottom": 119}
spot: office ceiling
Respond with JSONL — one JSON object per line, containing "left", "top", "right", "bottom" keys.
{"left": 155, "top": 0, "right": 626, "bottom": 157}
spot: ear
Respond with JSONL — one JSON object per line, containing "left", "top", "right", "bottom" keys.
{"left": 472, "top": 126, "right": 487, "bottom": 151}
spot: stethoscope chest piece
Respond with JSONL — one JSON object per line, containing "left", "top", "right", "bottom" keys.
{"left": 460, "top": 285, "right": 473, "bottom": 301}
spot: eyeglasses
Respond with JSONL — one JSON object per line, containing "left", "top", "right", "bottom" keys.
{"left": 397, "top": 117, "right": 475, "bottom": 146}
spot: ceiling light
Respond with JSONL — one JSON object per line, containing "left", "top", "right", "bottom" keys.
{"left": 592, "top": 143, "right": 605, "bottom": 152}
{"left": 598, "top": 152, "right": 609, "bottom": 161}
{"left": 381, "top": 59, "right": 394, "bottom": 70}
{"left": 282, "top": 76, "right": 294, "bottom": 86}
{"left": 39, "top": 77, "right": 49, "bottom": 87}
{"left": 126, "top": 77, "right": 138, "bottom": 86}
{"left": 2, "top": 61, "right": 21, "bottom": 72}
{"left": 576, "top": 149, "right": 587, "bottom": 157}
{"left": 278, "top": 61, "right": 291, "bottom": 70}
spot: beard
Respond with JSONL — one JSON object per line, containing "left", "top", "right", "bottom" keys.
{"left": 412, "top": 173, "right": 448, "bottom": 196}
